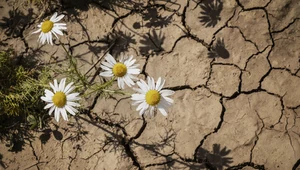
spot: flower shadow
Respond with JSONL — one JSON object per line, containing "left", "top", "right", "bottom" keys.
{"left": 208, "top": 38, "right": 230, "bottom": 59}
{"left": 0, "top": 8, "right": 36, "bottom": 37}
{"left": 195, "top": 144, "right": 233, "bottom": 169}
{"left": 107, "top": 30, "right": 137, "bottom": 55}
{"left": 93, "top": 0, "right": 143, "bottom": 11}
{"left": 0, "top": 153, "right": 6, "bottom": 169}
{"left": 39, "top": 128, "right": 64, "bottom": 144}
{"left": 133, "top": 7, "right": 173, "bottom": 29}
{"left": 198, "top": 0, "right": 223, "bottom": 28}
{"left": 139, "top": 29, "right": 165, "bottom": 55}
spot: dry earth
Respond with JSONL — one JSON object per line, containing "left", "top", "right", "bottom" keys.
{"left": 0, "top": 0, "right": 300, "bottom": 170}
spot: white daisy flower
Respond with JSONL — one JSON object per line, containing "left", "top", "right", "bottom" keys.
{"left": 32, "top": 12, "right": 67, "bottom": 45}
{"left": 41, "top": 78, "right": 80, "bottom": 122}
{"left": 100, "top": 53, "right": 140, "bottom": 89}
{"left": 131, "top": 77, "right": 175, "bottom": 116}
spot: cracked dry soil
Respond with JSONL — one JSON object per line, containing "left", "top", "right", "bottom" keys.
{"left": 0, "top": 0, "right": 300, "bottom": 169}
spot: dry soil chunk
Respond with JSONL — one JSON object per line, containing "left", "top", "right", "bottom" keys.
{"left": 213, "top": 27, "right": 258, "bottom": 69}
{"left": 146, "top": 38, "right": 211, "bottom": 88}
{"left": 201, "top": 92, "right": 281, "bottom": 167}
{"left": 241, "top": 47, "right": 271, "bottom": 91}
{"left": 266, "top": 0, "right": 300, "bottom": 32}
{"left": 270, "top": 20, "right": 300, "bottom": 73}
{"left": 229, "top": 10, "right": 271, "bottom": 51}
{"left": 252, "top": 129, "right": 300, "bottom": 170}
{"left": 153, "top": 0, "right": 187, "bottom": 14}
{"left": 262, "top": 69, "right": 300, "bottom": 107}
{"left": 239, "top": 0, "right": 270, "bottom": 9}
{"left": 114, "top": 8, "right": 184, "bottom": 55}
{"left": 73, "top": 6, "right": 115, "bottom": 41}
{"left": 186, "top": 0, "right": 237, "bottom": 43}
{"left": 207, "top": 64, "right": 240, "bottom": 97}
{"left": 169, "top": 88, "right": 222, "bottom": 157}
{"left": 200, "top": 93, "right": 263, "bottom": 167}
{"left": 132, "top": 119, "right": 175, "bottom": 166}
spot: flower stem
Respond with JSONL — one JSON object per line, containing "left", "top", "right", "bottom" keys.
{"left": 84, "top": 77, "right": 118, "bottom": 97}
{"left": 60, "top": 43, "right": 87, "bottom": 87}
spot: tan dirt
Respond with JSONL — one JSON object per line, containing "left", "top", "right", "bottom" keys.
{"left": 0, "top": 0, "right": 300, "bottom": 169}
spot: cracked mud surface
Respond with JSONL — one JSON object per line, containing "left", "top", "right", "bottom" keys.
{"left": 0, "top": 0, "right": 300, "bottom": 169}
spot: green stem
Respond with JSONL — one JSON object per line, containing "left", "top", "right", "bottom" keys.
{"left": 84, "top": 77, "right": 116, "bottom": 97}
{"left": 60, "top": 43, "right": 87, "bottom": 87}
{"left": 102, "top": 89, "right": 132, "bottom": 96}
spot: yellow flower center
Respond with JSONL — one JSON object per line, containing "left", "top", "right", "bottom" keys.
{"left": 145, "top": 90, "right": 161, "bottom": 106}
{"left": 52, "top": 91, "right": 67, "bottom": 108}
{"left": 112, "top": 63, "right": 127, "bottom": 77}
{"left": 41, "top": 20, "right": 54, "bottom": 33}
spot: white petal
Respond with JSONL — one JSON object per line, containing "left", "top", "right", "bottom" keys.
{"left": 128, "top": 74, "right": 139, "bottom": 81}
{"left": 53, "top": 14, "right": 65, "bottom": 22}
{"left": 41, "top": 33, "right": 46, "bottom": 44}
{"left": 45, "top": 33, "right": 49, "bottom": 44}
{"left": 45, "top": 89, "right": 54, "bottom": 97}
{"left": 155, "top": 77, "right": 162, "bottom": 91}
{"left": 52, "top": 27, "right": 64, "bottom": 36}
{"left": 101, "top": 61, "right": 114, "bottom": 68}
{"left": 117, "top": 77, "right": 125, "bottom": 89}
{"left": 137, "top": 81, "right": 148, "bottom": 93}
{"left": 64, "top": 82, "right": 74, "bottom": 94}
{"left": 41, "top": 96, "right": 52, "bottom": 102}
{"left": 65, "top": 86, "right": 75, "bottom": 95}
{"left": 48, "top": 106, "right": 55, "bottom": 115}
{"left": 151, "top": 77, "right": 155, "bottom": 90}
{"left": 59, "top": 78, "right": 66, "bottom": 91}
{"left": 123, "top": 75, "right": 134, "bottom": 87}
{"left": 162, "top": 96, "right": 174, "bottom": 104}
{"left": 131, "top": 94, "right": 145, "bottom": 101}
{"left": 105, "top": 53, "right": 116, "bottom": 65}
{"left": 49, "top": 32, "right": 53, "bottom": 45}
{"left": 100, "top": 65, "right": 112, "bottom": 71}
{"left": 32, "top": 29, "right": 41, "bottom": 34}
{"left": 67, "top": 93, "right": 80, "bottom": 101}
{"left": 54, "top": 25, "right": 67, "bottom": 30}
{"left": 157, "top": 78, "right": 165, "bottom": 91}
{"left": 50, "top": 82, "right": 56, "bottom": 93}
{"left": 132, "top": 100, "right": 144, "bottom": 106}
{"left": 149, "top": 106, "right": 155, "bottom": 116}
{"left": 127, "top": 68, "right": 140, "bottom": 74}
{"left": 50, "top": 12, "right": 58, "bottom": 21}
{"left": 157, "top": 100, "right": 169, "bottom": 116}
{"left": 100, "top": 71, "right": 113, "bottom": 77}
{"left": 161, "top": 97, "right": 172, "bottom": 106}
{"left": 160, "top": 89, "right": 175, "bottom": 97}
{"left": 67, "top": 101, "right": 80, "bottom": 107}
{"left": 147, "top": 77, "right": 152, "bottom": 89}
{"left": 54, "top": 23, "right": 67, "bottom": 26}
{"left": 54, "top": 107, "right": 60, "bottom": 122}
{"left": 51, "top": 29, "right": 59, "bottom": 39}
{"left": 139, "top": 103, "right": 149, "bottom": 116}
{"left": 125, "top": 57, "right": 135, "bottom": 66}
{"left": 67, "top": 105, "right": 79, "bottom": 115}
{"left": 54, "top": 79, "right": 58, "bottom": 90}
{"left": 44, "top": 103, "right": 54, "bottom": 109}
{"left": 61, "top": 108, "right": 68, "bottom": 121}
{"left": 136, "top": 101, "right": 148, "bottom": 111}
{"left": 119, "top": 55, "right": 125, "bottom": 63}
{"left": 158, "top": 106, "right": 168, "bottom": 116}
{"left": 65, "top": 105, "right": 76, "bottom": 115}
{"left": 133, "top": 87, "right": 144, "bottom": 94}
{"left": 128, "top": 64, "right": 140, "bottom": 69}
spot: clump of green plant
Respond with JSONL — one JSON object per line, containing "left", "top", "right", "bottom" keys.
{"left": 0, "top": 49, "right": 51, "bottom": 129}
